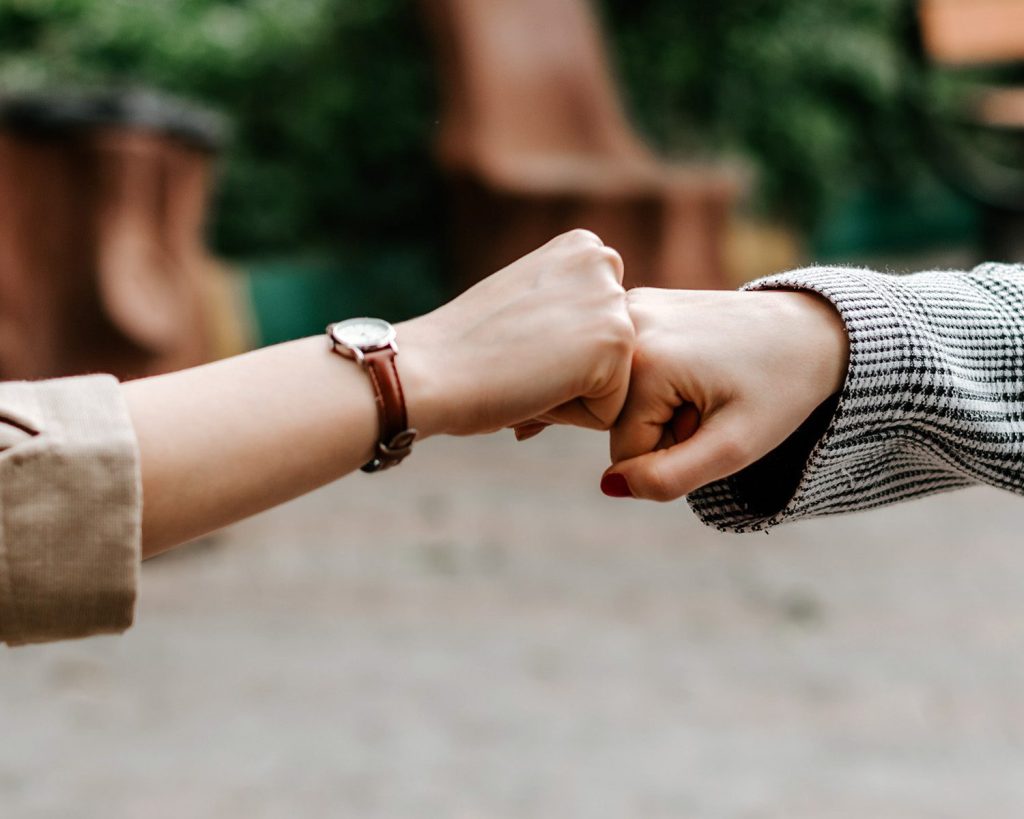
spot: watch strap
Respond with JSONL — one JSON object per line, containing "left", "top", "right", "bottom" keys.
{"left": 360, "top": 347, "right": 418, "bottom": 472}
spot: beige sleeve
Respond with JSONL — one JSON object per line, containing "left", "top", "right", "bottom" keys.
{"left": 0, "top": 375, "right": 141, "bottom": 646}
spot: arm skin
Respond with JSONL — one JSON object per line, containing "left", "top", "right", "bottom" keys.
{"left": 123, "top": 334, "right": 385, "bottom": 557}
{"left": 124, "top": 230, "right": 634, "bottom": 558}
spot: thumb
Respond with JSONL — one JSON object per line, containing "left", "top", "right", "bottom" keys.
{"left": 601, "top": 411, "right": 751, "bottom": 502}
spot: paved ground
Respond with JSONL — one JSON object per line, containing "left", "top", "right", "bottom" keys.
{"left": 4, "top": 427, "right": 1024, "bottom": 818}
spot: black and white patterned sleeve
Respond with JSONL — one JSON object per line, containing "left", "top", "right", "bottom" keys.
{"left": 687, "top": 263, "right": 1024, "bottom": 532}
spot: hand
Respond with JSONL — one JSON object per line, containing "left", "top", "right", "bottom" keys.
{"left": 602, "top": 287, "right": 850, "bottom": 501}
{"left": 398, "top": 230, "right": 635, "bottom": 437}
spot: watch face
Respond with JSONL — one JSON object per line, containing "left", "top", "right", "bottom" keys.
{"left": 330, "top": 317, "right": 396, "bottom": 351}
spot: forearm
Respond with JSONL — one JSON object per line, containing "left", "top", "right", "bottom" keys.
{"left": 123, "top": 330, "right": 434, "bottom": 558}
{"left": 121, "top": 231, "right": 632, "bottom": 558}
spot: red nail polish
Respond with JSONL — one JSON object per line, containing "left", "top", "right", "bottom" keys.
{"left": 601, "top": 473, "right": 633, "bottom": 498}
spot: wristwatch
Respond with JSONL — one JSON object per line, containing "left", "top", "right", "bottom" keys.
{"left": 327, "top": 318, "right": 418, "bottom": 473}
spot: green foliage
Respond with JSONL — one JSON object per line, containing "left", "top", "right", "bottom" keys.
{"left": 0, "top": 0, "right": 947, "bottom": 251}
{"left": 601, "top": 0, "right": 928, "bottom": 228}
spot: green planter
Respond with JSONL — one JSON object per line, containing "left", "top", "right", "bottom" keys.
{"left": 813, "top": 187, "right": 979, "bottom": 260}
{"left": 243, "top": 246, "right": 446, "bottom": 347}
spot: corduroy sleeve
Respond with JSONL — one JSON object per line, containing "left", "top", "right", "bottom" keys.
{"left": 688, "top": 263, "right": 1024, "bottom": 532}
{"left": 0, "top": 375, "right": 141, "bottom": 645}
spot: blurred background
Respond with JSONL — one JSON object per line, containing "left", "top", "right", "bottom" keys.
{"left": 3, "top": 1, "right": 1024, "bottom": 817}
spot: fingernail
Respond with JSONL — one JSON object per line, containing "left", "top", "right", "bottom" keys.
{"left": 600, "top": 473, "right": 633, "bottom": 498}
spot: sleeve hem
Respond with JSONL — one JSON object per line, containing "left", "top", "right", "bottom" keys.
{"left": 0, "top": 375, "right": 141, "bottom": 646}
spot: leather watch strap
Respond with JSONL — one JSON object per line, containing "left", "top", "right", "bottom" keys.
{"left": 360, "top": 348, "right": 417, "bottom": 473}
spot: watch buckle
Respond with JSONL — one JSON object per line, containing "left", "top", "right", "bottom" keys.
{"left": 360, "top": 428, "right": 418, "bottom": 473}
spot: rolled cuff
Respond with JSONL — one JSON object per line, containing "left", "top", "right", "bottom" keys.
{"left": 0, "top": 375, "right": 141, "bottom": 645}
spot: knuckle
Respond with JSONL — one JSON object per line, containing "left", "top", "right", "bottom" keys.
{"left": 589, "top": 328, "right": 633, "bottom": 393}
{"left": 597, "top": 336, "right": 633, "bottom": 379}
{"left": 587, "top": 302, "right": 634, "bottom": 355}
{"left": 608, "top": 313, "right": 636, "bottom": 355}
{"left": 562, "top": 228, "right": 604, "bottom": 247}
{"left": 566, "top": 243, "right": 625, "bottom": 282}
{"left": 596, "top": 245, "right": 624, "bottom": 274}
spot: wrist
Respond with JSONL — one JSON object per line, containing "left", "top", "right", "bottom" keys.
{"left": 787, "top": 290, "right": 850, "bottom": 399}
{"left": 393, "top": 316, "right": 451, "bottom": 439}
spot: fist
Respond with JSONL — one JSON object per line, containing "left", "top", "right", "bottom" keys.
{"left": 399, "top": 230, "right": 636, "bottom": 438}
{"left": 602, "top": 287, "right": 849, "bottom": 501}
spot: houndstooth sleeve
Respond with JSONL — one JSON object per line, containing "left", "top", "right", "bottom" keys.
{"left": 687, "top": 262, "right": 1024, "bottom": 532}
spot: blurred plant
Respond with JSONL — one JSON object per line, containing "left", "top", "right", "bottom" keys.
{"left": 602, "top": 0, "right": 933, "bottom": 229}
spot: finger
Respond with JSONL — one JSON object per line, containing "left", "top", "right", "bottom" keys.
{"left": 581, "top": 326, "right": 634, "bottom": 429}
{"left": 507, "top": 416, "right": 547, "bottom": 429}
{"left": 549, "top": 246, "right": 625, "bottom": 294}
{"left": 603, "top": 410, "right": 753, "bottom": 502}
{"left": 653, "top": 404, "right": 703, "bottom": 451}
{"left": 519, "top": 409, "right": 580, "bottom": 426}
{"left": 542, "top": 228, "right": 619, "bottom": 281}
{"left": 515, "top": 427, "right": 547, "bottom": 442}
{"left": 517, "top": 403, "right": 696, "bottom": 445}
{"left": 609, "top": 367, "right": 676, "bottom": 465}
{"left": 671, "top": 403, "right": 701, "bottom": 443}
{"left": 513, "top": 422, "right": 550, "bottom": 441}
{"left": 541, "top": 397, "right": 615, "bottom": 430}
